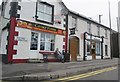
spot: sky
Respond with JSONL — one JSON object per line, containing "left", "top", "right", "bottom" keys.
{"left": 62, "top": 0, "right": 119, "bottom": 31}
{"left": 0, "top": 0, "right": 119, "bottom": 31}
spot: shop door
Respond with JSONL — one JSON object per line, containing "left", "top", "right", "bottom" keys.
{"left": 91, "top": 42, "right": 96, "bottom": 60}
{"left": 69, "top": 37, "right": 79, "bottom": 61}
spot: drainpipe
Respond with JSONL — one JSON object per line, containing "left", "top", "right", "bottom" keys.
{"left": 7, "top": 1, "right": 18, "bottom": 63}
{"left": 61, "top": 8, "right": 69, "bottom": 53}
{"left": 65, "top": 13, "right": 68, "bottom": 53}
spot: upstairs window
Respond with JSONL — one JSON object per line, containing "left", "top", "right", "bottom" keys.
{"left": 36, "top": 1, "right": 54, "bottom": 24}
{"left": 97, "top": 26, "right": 100, "bottom": 36}
{"left": 87, "top": 22, "right": 91, "bottom": 34}
{"left": 72, "top": 17, "right": 77, "bottom": 28}
{"left": 105, "top": 29, "right": 107, "bottom": 38}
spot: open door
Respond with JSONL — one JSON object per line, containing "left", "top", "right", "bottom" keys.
{"left": 69, "top": 37, "right": 79, "bottom": 61}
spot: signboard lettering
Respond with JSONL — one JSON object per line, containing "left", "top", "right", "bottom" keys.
{"left": 17, "top": 19, "right": 66, "bottom": 36}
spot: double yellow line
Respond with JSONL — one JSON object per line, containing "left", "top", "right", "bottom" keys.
{"left": 45, "top": 67, "right": 117, "bottom": 82}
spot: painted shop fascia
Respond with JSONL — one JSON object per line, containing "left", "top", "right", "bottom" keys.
{"left": 1, "top": 0, "right": 67, "bottom": 63}
{"left": 68, "top": 10, "right": 111, "bottom": 61}
{"left": 1, "top": 0, "right": 111, "bottom": 63}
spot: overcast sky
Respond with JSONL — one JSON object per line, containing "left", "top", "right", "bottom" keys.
{"left": 62, "top": 0, "right": 119, "bottom": 31}
{"left": 0, "top": 0, "right": 119, "bottom": 31}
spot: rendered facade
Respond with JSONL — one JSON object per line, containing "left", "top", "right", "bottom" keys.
{"left": 0, "top": 0, "right": 111, "bottom": 63}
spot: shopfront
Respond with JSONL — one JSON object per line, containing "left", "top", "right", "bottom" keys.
{"left": 84, "top": 32, "right": 104, "bottom": 60}
{"left": 1, "top": 19, "right": 66, "bottom": 63}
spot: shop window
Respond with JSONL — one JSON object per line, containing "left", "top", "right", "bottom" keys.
{"left": 30, "top": 32, "right": 38, "bottom": 50}
{"left": 36, "top": 1, "right": 54, "bottom": 24}
{"left": 40, "top": 33, "right": 55, "bottom": 51}
{"left": 96, "top": 43, "right": 100, "bottom": 55}
{"left": 87, "top": 41, "right": 91, "bottom": 55}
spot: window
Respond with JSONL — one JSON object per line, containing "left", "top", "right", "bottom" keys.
{"left": 105, "top": 45, "right": 108, "bottom": 56}
{"left": 87, "top": 41, "right": 91, "bottom": 55}
{"left": 72, "top": 17, "right": 77, "bottom": 28}
{"left": 96, "top": 43, "right": 100, "bottom": 55}
{"left": 105, "top": 29, "right": 107, "bottom": 38}
{"left": 40, "top": 33, "right": 55, "bottom": 51}
{"left": 87, "top": 23, "right": 91, "bottom": 34}
{"left": 30, "top": 32, "right": 55, "bottom": 51}
{"left": 30, "top": 32, "right": 38, "bottom": 50}
{"left": 36, "top": 2, "right": 54, "bottom": 24}
{"left": 97, "top": 26, "right": 100, "bottom": 36}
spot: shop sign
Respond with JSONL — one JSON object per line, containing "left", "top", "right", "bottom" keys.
{"left": 17, "top": 19, "right": 66, "bottom": 36}
{"left": 54, "top": 15, "right": 62, "bottom": 26}
{"left": 85, "top": 33, "right": 102, "bottom": 42}
{"left": 16, "top": 37, "right": 27, "bottom": 42}
{"left": 69, "top": 28, "right": 75, "bottom": 35}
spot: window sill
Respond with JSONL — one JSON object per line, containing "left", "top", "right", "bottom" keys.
{"left": 39, "top": 51, "right": 55, "bottom": 55}
{"left": 36, "top": 18, "right": 54, "bottom": 25}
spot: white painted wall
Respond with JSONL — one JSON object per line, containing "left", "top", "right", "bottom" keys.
{"left": 13, "top": 27, "right": 64, "bottom": 59}
{"left": 0, "top": 0, "right": 66, "bottom": 60}
{"left": 68, "top": 14, "right": 111, "bottom": 60}
{"left": 1, "top": 29, "right": 8, "bottom": 54}
{"left": 19, "top": 0, "right": 65, "bottom": 30}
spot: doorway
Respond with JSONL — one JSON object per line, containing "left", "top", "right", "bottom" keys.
{"left": 91, "top": 42, "right": 96, "bottom": 59}
{"left": 69, "top": 36, "right": 79, "bottom": 61}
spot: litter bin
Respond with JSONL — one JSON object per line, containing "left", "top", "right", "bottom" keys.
{"left": 63, "top": 51, "right": 70, "bottom": 62}
{"left": 43, "top": 54, "right": 48, "bottom": 63}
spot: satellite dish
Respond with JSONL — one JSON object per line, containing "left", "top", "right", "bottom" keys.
{"left": 61, "top": 8, "right": 68, "bottom": 15}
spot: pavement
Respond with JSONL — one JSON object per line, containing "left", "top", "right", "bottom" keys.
{"left": 2, "top": 58, "right": 118, "bottom": 81}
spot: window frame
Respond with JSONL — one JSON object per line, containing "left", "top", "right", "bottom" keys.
{"left": 30, "top": 31, "right": 39, "bottom": 50}
{"left": 97, "top": 26, "right": 100, "bottom": 36}
{"left": 105, "top": 29, "right": 107, "bottom": 38}
{"left": 96, "top": 42, "right": 101, "bottom": 56}
{"left": 30, "top": 31, "right": 55, "bottom": 51}
{"left": 35, "top": 1, "right": 54, "bottom": 25}
{"left": 40, "top": 32, "right": 55, "bottom": 51}
{"left": 87, "top": 22, "right": 91, "bottom": 34}
{"left": 72, "top": 16, "right": 77, "bottom": 29}
{"left": 105, "top": 45, "right": 108, "bottom": 56}
{"left": 86, "top": 41, "right": 91, "bottom": 55}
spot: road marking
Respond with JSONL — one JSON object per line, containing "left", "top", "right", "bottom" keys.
{"left": 44, "top": 67, "right": 117, "bottom": 82}
{"left": 68, "top": 67, "right": 116, "bottom": 81}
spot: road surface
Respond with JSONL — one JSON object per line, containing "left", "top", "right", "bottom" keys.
{"left": 45, "top": 66, "right": 118, "bottom": 82}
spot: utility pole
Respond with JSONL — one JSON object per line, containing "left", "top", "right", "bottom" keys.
{"left": 109, "top": 0, "right": 113, "bottom": 59}
{"left": 117, "top": 17, "right": 120, "bottom": 58}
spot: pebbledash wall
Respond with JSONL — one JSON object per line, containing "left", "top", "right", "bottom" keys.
{"left": 1, "top": 0, "right": 67, "bottom": 63}
{"left": 68, "top": 11, "right": 111, "bottom": 61}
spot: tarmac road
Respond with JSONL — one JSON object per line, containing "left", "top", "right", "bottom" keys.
{"left": 2, "top": 58, "right": 118, "bottom": 81}
{"left": 45, "top": 66, "right": 118, "bottom": 82}
{"left": 2, "top": 66, "right": 118, "bottom": 82}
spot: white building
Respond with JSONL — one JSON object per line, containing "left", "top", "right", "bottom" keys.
{"left": 1, "top": 0, "right": 67, "bottom": 63}
{"left": 68, "top": 11, "right": 111, "bottom": 61}
{"left": 0, "top": 0, "right": 111, "bottom": 63}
